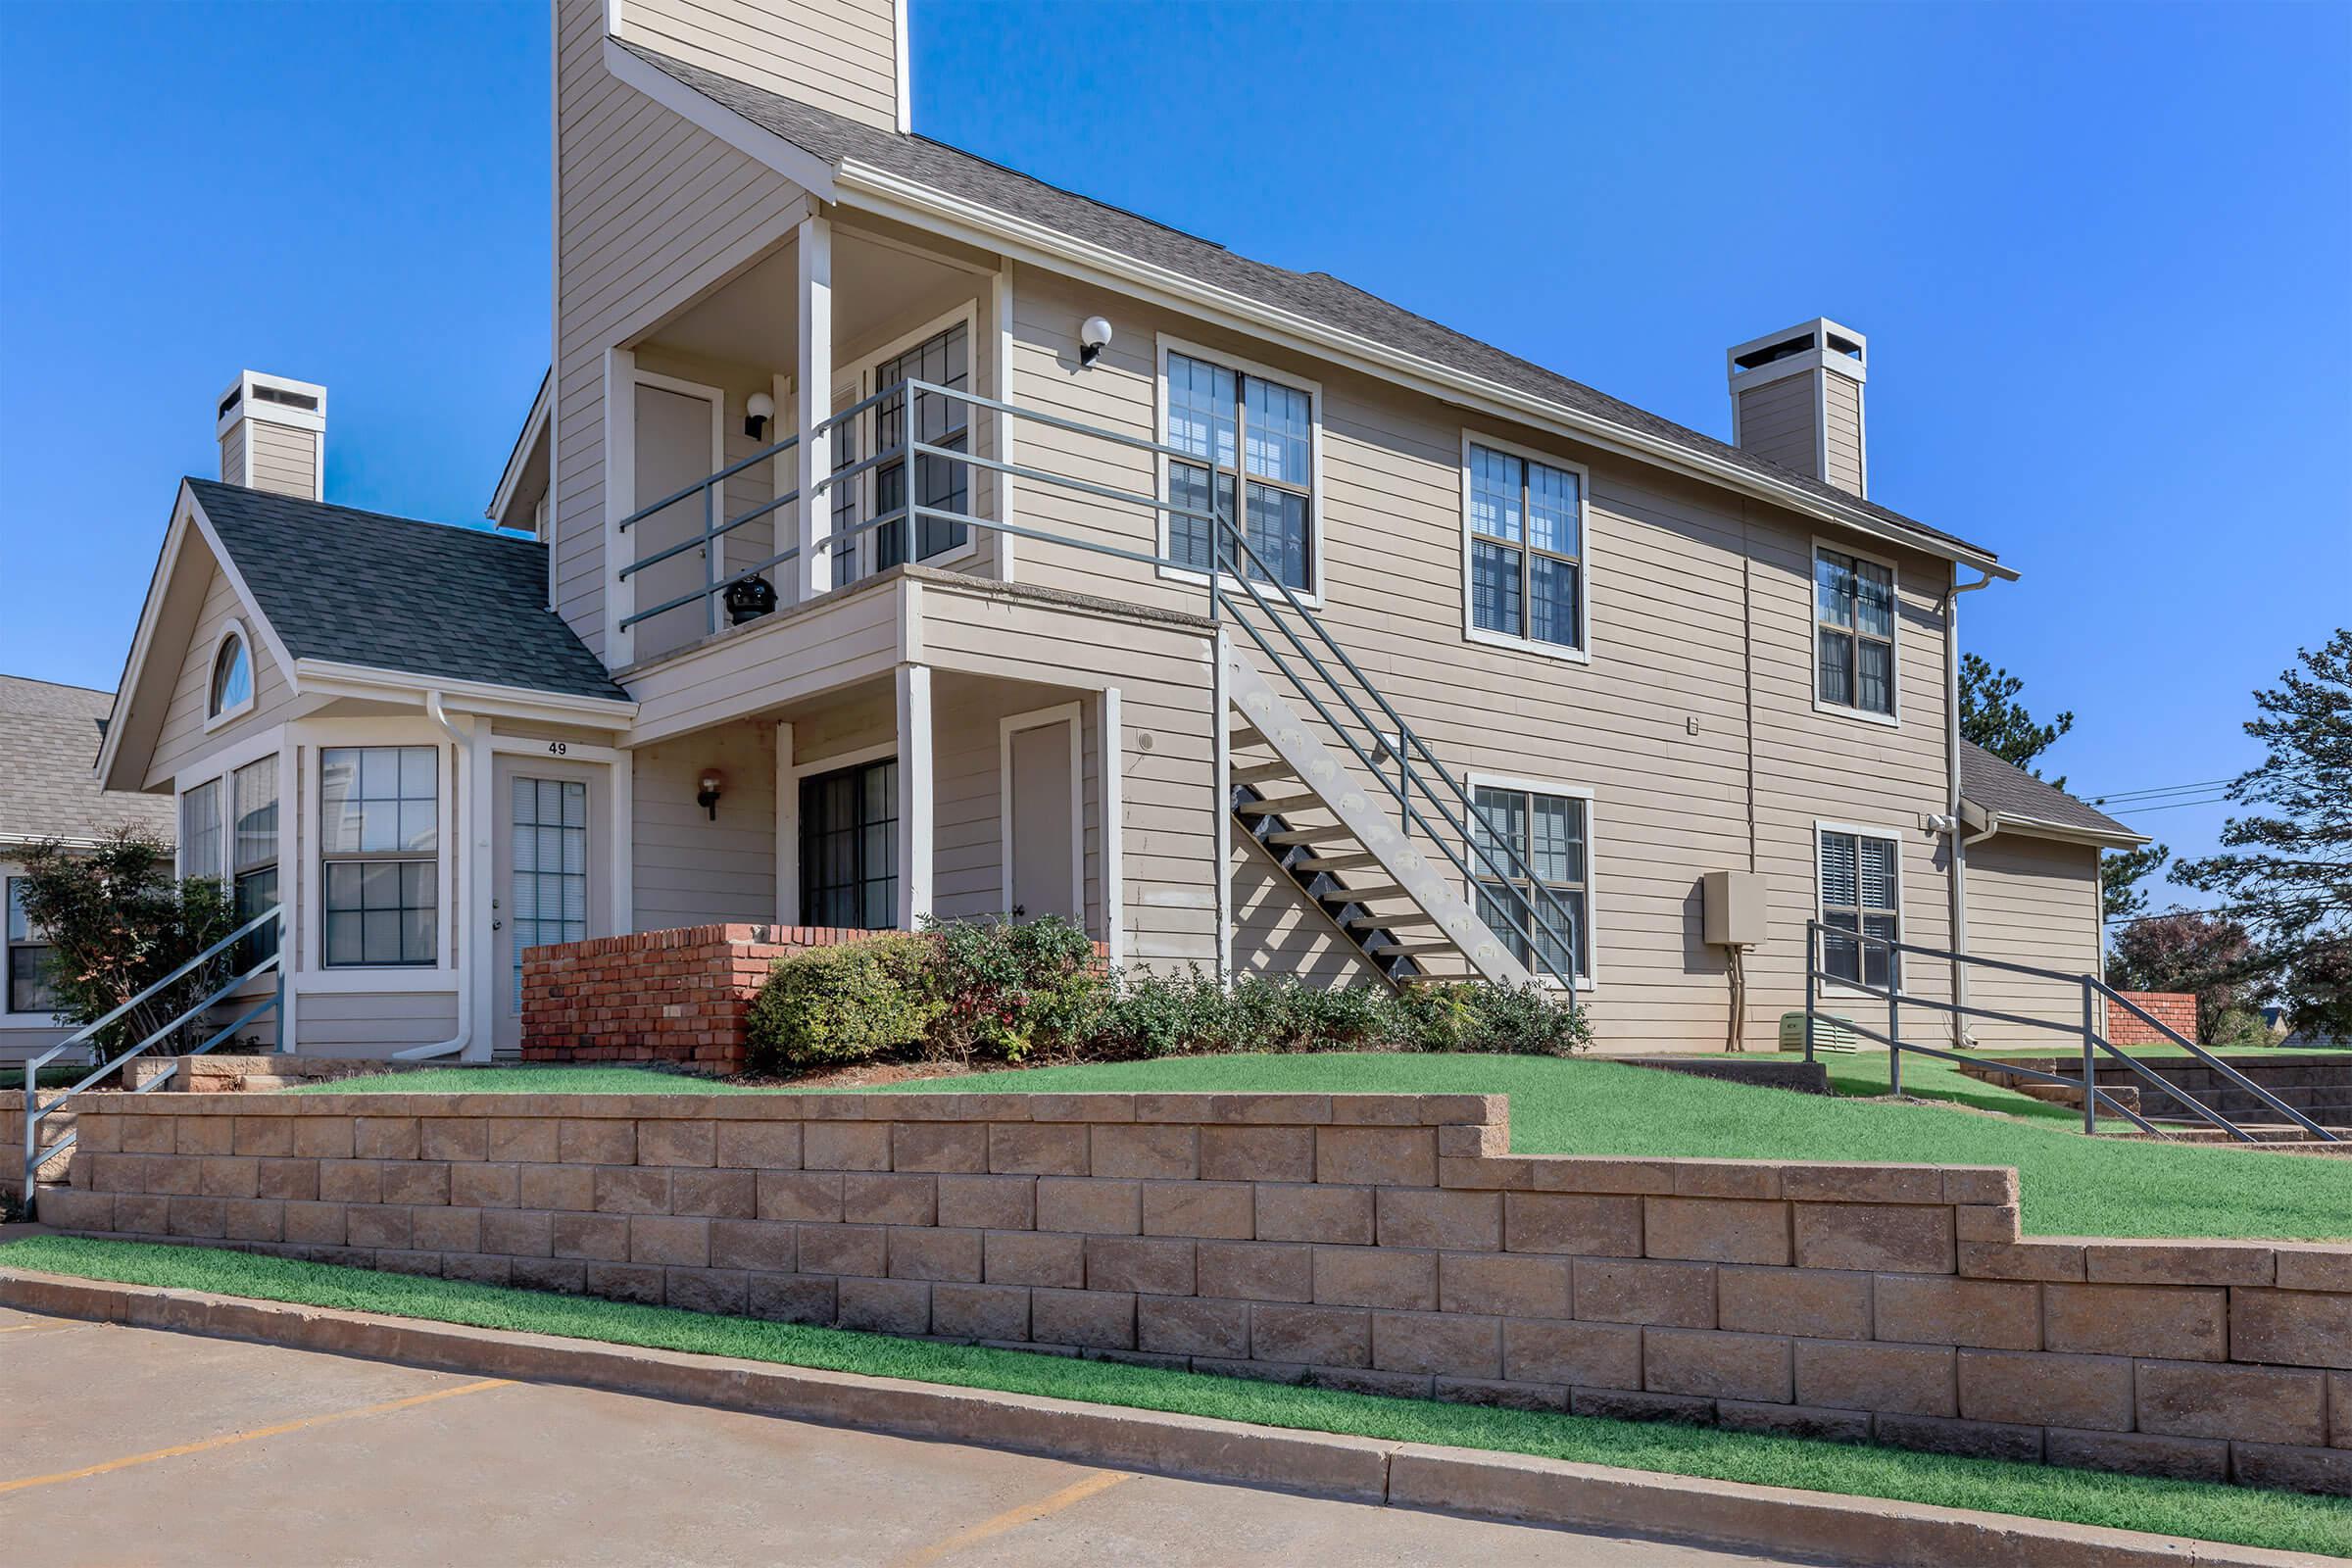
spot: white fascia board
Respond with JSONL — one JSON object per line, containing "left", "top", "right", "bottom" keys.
{"left": 96, "top": 484, "right": 297, "bottom": 792}
{"left": 1970, "top": 808, "right": 2150, "bottom": 851}
{"left": 289, "top": 660, "right": 638, "bottom": 726}
{"left": 487, "top": 371, "right": 551, "bottom": 523}
{"left": 600, "top": 37, "right": 840, "bottom": 202}
{"left": 833, "top": 161, "right": 2012, "bottom": 580}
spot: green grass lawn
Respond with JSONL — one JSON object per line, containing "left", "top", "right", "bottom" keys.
{"left": 1, "top": 1236, "right": 2340, "bottom": 1557}
{"left": 290, "top": 1054, "right": 2352, "bottom": 1241}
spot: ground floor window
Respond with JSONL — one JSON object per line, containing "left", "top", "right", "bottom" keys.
{"left": 320, "top": 745, "right": 438, "bottom": 967}
{"left": 511, "top": 776, "right": 588, "bottom": 1006}
{"left": 7, "top": 876, "right": 57, "bottom": 1014}
{"left": 800, "top": 757, "right": 898, "bottom": 929}
{"left": 231, "top": 758, "right": 279, "bottom": 969}
{"left": 1819, "top": 826, "right": 1899, "bottom": 990}
{"left": 1469, "top": 783, "right": 1589, "bottom": 981}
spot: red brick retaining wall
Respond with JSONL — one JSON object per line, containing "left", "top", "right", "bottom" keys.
{"left": 520, "top": 924, "right": 873, "bottom": 1071}
{"left": 40, "top": 1092, "right": 2352, "bottom": 1494}
{"left": 2110, "top": 991, "right": 2198, "bottom": 1046}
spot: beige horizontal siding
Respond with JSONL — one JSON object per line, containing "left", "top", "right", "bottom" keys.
{"left": 633, "top": 718, "right": 780, "bottom": 929}
{"left": 245, "top": 422, "right": 317, "bottom": 500}
{"left": 294, "top": 992, "right": 460, "bottom": 1056}
{"left": 146, "top": 552, "right": 305, "bottom": 789}
{"left": 1824, "top": 373, "right": 1865, "bottom": 495}
{"left": 618, "top": 0, "right": 898, "bottom": 131}
{"left": 1963, "top": 833, "right": 2102, "bottom": 1050}
{"left": 1735, "top": 372, "right": 1818, "bottom": 479}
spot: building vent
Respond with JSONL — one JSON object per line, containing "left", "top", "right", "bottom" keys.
{"left": 1726, "top": 318, "right": 1868, "bottom": 497}
{"left": 217, "top": 370, "right": 327, "bottom": 501}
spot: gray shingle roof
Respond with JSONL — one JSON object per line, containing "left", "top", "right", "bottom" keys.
{"left": 1959, "top": 740, "right": 2141, "bottom": 844}
{"left": 0, "top": 676, "right": 176, "bottom": 845}
{"left": 187, "top": 480, "right": 628, "bottom": 704}
{"left": 619, "top": 41, "right": 1991, "bottom": 563}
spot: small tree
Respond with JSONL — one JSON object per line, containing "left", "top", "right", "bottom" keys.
{"left": 2100, "top": 842, "right": 2173, "bottom": 923}
{"left": 2106, "top": 910, "right": 2263, "bottom": 1045}
{"left": 2277, "top": 932, "right": 2352, "bottom": 1043}
{"left": 15, "top": 830, "right": 239, "bottom": 1056}
{"left": 1959, "top": 653, "right": 2074, "bottom": 784}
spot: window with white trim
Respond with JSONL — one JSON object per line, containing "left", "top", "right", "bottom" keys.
{"left": 1818, "top": 827, "right": 1899, "bottom": 990}
{"left": 231, "top": 758, "right": 279, "bottom": 966}
{"left": 1165, "top": 351, "right": 1314, "bottom": 591}
{"left": 1470, "top": 784, "right": 1590, "bottom": 980}
{"left": 1815, "top": 547, "right": 1895, "bottom": 716}
{"left": 210, "top": 630, "right": 252, "bottom": 719}
{"left": 319, "top": 746, "right": 438, "bottom": 967}
{"left": 179, "top": 778, "right": 222, "bottom": 882}
{"left": 7, "top": 876, "right": 57, "bottom": 1015}
{"left": 873, "top": 321, "right": 971, "bottom": 569}
{"left": 1467, "top": 443, "right": 1584, "bottom": 652}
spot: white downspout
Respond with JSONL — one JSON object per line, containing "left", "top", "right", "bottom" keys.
{"left": 1945, "top": 568, "right": 1996, "bottom": 1046}
{"left": 391, "top": 691, "right": 475, "bottom": 1062}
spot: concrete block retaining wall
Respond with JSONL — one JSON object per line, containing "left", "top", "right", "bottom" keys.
{"left": 37, "top": 1091, "right": 2352, "bottom": 1494}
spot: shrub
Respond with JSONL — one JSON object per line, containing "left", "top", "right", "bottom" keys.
{"left": 741, "top": 916, "right": 1590, "bottom": 1074}
{"left": 14, "top": 830, "right": 240, "bottom": 1054}
{"left": 744, "top": 934, "right": 937, "bottom": 1071}
{"left": 917, "top": 915, "right": 1104, "bottom": 1062}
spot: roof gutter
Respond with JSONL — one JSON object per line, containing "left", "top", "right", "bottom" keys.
{"left": 833, "top": 160, "right": 2019, "bottom": 579}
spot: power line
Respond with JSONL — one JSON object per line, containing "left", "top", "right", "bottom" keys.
{"left": 2084, "top": 777, "right": 2235, "bottom": 803}
{"left": 2107, "top": 795, "right": 2234, "bottom": 816}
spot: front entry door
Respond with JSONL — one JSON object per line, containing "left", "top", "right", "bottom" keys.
{"left": 633, "top": 377, "right": 720, "bottom": 661}
{"left": 493, "top": 757, "right": 603, "bottom": 1054}
{"left": 1003, "top": 708, "right": 1081, "bottom": 923}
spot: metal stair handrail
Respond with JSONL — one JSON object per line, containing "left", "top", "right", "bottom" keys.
{"left": 21, "top": 905, "right": 287, "bottom": 1211}
{"left": 1801, "top": 920, "right": 2338, "bottom": 1143}
{"left": 613, "top": 374, "right": 1584, "bottom": 988}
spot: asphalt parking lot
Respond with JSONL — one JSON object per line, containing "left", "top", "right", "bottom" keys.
{"left": 0, "top": 1303, "right": 1808, "bottom": 1566}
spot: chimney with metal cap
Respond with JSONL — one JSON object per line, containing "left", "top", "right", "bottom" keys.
{"left": 1726, "top": 319, "right": 1867, "bottom": 496}
{"left": 217, "top": 370, "right": 326, "bottom": 500}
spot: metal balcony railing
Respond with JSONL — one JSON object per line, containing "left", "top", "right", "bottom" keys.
{"left": 614, "top": 379, "right": 1580, "bottom": 994}
{"left": 1801, "top": 920, "right": 2338, "bottom": 1142}
{"left": 21, "top": 906, "right": 289, "bottom": 1212}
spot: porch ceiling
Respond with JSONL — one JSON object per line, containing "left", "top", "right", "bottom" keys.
{"left": 640, "top": 230, "right": 973, "bottom": 371}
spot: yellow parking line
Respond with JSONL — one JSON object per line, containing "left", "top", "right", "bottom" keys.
{"left": 0, "top": 1378, "right": 515, "bottom": 1495}
{"left": 892, "top": 1469, "right": 1136, "bottom": 1567}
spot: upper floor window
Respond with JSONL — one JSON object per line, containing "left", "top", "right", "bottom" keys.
{"left": 1815, "top": 546, "right": 1895, "bottom": 718}
{"left": 1465, "top": 440, "right": 1587, "bottom": 657}
{"left": 209, "top": 628, "right": 252, "bottom": 720}
{"left": 1164, "top": 348, "right": 1316, "bottom": 593}
{"left": 872, "top": 321, "right": 971, "bottom": 569}
{"left": 231, "top": 759, "right": 280, "bottom": 967}
{"left": 320, "top": 746, "right": 438, "bottom": 967}
{"left": 1818, "top": 825, "right": 1899, "bottom": 991}
{"left": 7, "top": 876, "right": 57, "bottom": 1015}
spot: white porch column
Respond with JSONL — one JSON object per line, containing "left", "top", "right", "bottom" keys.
{"left": 896, "top": 662, "right": 933, "bottom": 930}
{"left": 795, "top": 214, "right": 834, "bottom": 603}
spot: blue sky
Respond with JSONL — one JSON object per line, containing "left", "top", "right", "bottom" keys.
{"left": 2, "top": 1, "right": 2344, "bottom": 901}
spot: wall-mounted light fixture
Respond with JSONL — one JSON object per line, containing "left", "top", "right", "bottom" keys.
{"left": 697, "top": 769, "right": 725, "bottom": 820}
{"left": 1079, "top": 316, "right": 1113, "bottom": 368}
{"left": 744, "top": 392, "right": 775, "bottom": 440}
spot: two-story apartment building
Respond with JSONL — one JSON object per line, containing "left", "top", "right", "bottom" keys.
{"left": 88, "top": 0, "right": 2141, "bottom": 1062}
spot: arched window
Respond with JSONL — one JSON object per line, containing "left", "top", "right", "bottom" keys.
{"left": 210, "top": 629, "right": 252, "bottom": 719}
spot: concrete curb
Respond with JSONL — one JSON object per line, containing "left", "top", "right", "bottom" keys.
{"left": 0, "top": 1267, "right": 2315, "bottom": 1568}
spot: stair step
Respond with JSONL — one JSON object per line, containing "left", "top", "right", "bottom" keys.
{"left": 1328, "top": 883, "right": 1405, "bottom": 902}
{"left": 1265, "top": 825, "right": 1359, "bottom": 848}
{"left": 1295, "top": 852, "right": 1380, "bottom": 873}
{"left": 1231, "top": 761, "right": 1298, "bottom": 787}
{"left": 1367, "top": 940, "right": 1467, "bottom": 958}
{"left": 1235, "top": 794, "right": 1326, "bottom": 818}
{"left": 1340, "top": 909, "right": 1439, "bottom": 930}
{"left": 1228, "top": 724, "right": 1268, "bottom": 749}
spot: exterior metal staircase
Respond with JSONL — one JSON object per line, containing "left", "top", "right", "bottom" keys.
{"left": 620, "top": 374, "right": 1586, "bottom": 1000}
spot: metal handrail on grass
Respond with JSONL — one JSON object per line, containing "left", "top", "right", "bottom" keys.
{"left": 21, "top": 906, "right": 288, "bottom": 1212}
{"left": 1800, "top": 920, "right": 2337, "bottom": 1143}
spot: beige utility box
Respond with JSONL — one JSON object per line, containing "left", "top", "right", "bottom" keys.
{"left": 1701, "top": 870, "right": 1766, "bottom": 948}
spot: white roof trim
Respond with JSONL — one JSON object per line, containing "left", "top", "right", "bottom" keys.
{"left": 829, "top": 160, "right": 2012, "bottom": 578}
{"left": 95, "top": 483, "right": 300, "bottom": 793}
{"left": 1965, "top": 806, "right": 2149, "bottom": 851}
{"left": 601, "top": 36, "right": 841, "bottom": 201}
{"left": 486, "top": 371, "right": 550, "bottom": 524}
{"left": 290, "top": 659, "right": 638, "bottom": 726}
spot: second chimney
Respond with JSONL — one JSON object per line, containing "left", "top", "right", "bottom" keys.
{"left": 1726, "top": 319, "right": 1866, "bottom": 497}
{"left": 218, "top": 370, "right": 326, "bottom": 501}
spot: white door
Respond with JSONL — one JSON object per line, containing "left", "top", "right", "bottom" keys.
{"left": 494, "top": 760, "right": 600, "bottom": 1054}
{"left": 1004, "top": 710, "right": 1081, "bottom": 923}
{"left": 633, "top": 379, "right": 719, "bottom": 660}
